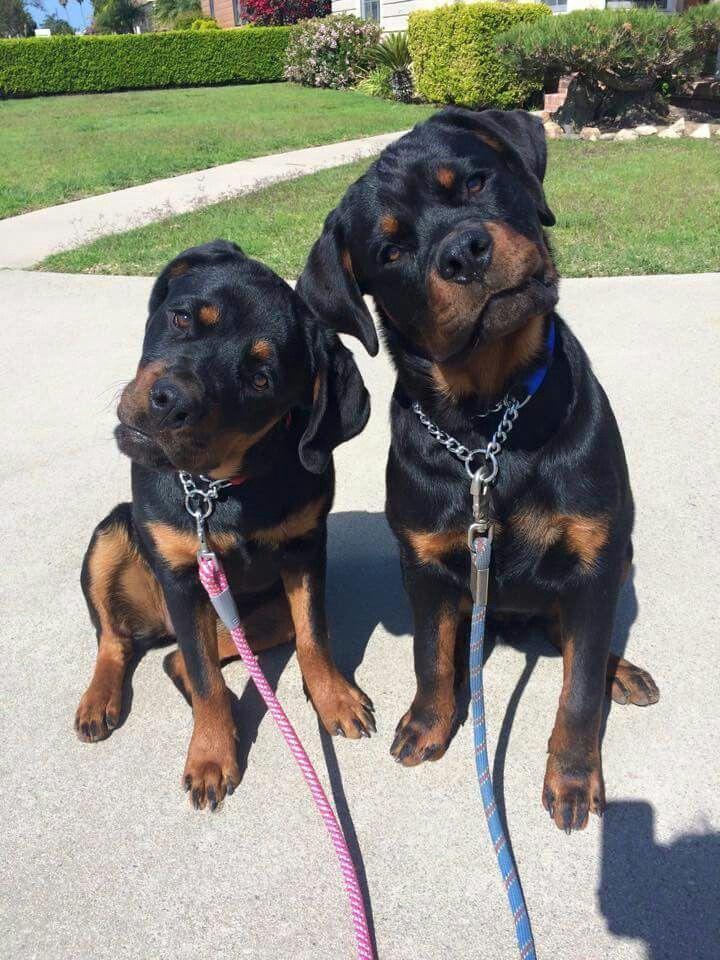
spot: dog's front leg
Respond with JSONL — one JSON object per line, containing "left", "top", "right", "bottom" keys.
{"left": 281, "top": 527, "right": 375, "bottom": 739}
{"left": 543, "top": 568, "right": 622, "bottom": 832}
{"left": 390, "top": 556, "right": 462, "bottom": 767}
{"left": 161, "top": 573, "right": 241, "bottom": 809}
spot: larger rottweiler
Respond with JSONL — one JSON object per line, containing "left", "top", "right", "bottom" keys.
{"left": 74, "top": 241, "right": 375, "bottom": 810}
{"left": 298, "top": 109, "right": 659, "bottom": 832}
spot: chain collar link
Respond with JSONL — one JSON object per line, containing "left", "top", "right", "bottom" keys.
{"left": 178, "top": 471, "right": 237, "bottom": 553}
{"left": 412, "top": 393, "right": 529, "bottom": 485}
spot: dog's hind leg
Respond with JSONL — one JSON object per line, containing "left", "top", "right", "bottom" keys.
{"left": 75, "top": 503, "right": 169, "bottom": 742}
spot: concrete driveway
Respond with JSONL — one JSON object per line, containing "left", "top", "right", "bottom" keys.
{"left": 1, "top": 269, "right": 719, "bottom": 960}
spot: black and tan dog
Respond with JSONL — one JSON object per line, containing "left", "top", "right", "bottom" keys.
{"left": 74, "top": 240, "right": 375, "bottom": 809}
{"left": 298, "top": 108, "right": 659, "bottom": 832}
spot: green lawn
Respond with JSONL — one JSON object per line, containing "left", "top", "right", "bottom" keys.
{"left": 0, "top": 84, "right": 432, "bottom": 220}
{"left": 40, "top": 139, "right": 720, "bottom": 278}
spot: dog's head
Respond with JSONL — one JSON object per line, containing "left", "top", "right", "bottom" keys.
{"left": 298, "top": 108, "right": 559, "bottom": 368}
{"left": 116, "top": 240, "right": 369, "bottom": 477}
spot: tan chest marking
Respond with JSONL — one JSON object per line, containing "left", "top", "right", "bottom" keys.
{"left": 252, "top": 497, "right": 327, "bottom": 548}
{"left": 148, "top": 522, "right": 237, "bottom": 570}
{"left": 512, "top": 510, "right": 609, "bottom": 570}
{"left": 404, "top": 529, "right": 466, "bottom": 565}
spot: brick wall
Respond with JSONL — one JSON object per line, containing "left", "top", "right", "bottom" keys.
{"left": 201, "top": 0, "right": 239, "bottom": 27}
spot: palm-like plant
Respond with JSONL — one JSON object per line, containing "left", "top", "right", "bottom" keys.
{"left": 370, "top": 31, "right": 414, "bottom": 102}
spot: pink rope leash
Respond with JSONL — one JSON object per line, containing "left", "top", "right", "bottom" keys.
{"left": 197, "top": 551, "right": 375, "bottom": 960}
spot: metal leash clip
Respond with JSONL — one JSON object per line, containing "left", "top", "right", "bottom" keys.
{"left": 178, "top": 471, "right": 233, "bottom": 559}
{"left": 468, "top": 468, "right": 493, "bottom": 605}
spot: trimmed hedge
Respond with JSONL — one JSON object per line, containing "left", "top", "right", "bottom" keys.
{"left": 0, "top": 27, "right": 291, "bottom": 98}
{"left": 408, "top": 1, "right": 551, "bottom": 109}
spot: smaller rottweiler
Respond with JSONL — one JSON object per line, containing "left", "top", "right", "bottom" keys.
{"left": 74, "top": 241, "right": 375, "bottom": 809}
{"left": 298, "top": 108, "right": 660, "bottom": 833}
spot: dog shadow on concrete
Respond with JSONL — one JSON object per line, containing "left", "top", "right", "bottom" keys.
{"left": 599, "top": 801, "right": 720, "bottom": 960}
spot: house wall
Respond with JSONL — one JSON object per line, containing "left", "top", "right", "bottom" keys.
{"left": 332, "top": 0, "right": 435, "bottom": 32}
{"left": 331, "top": 0, "right": 680, "bottom": 31}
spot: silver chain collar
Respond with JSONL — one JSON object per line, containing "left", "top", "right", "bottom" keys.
{"left": 178, "top": 471, "right": 236, "bottom": 553}
{"left": 412, "top": 394, "right": 531, "bottom": 582}
{"left": 412, "top": 394, "right": 529, "bottom": 485}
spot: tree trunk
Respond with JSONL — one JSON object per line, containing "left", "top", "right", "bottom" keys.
{"left": 390, "top": 69, "right": 414, "bottom": 103}
{"left": 554, "top": 75, "right": 669, "bottom": 128}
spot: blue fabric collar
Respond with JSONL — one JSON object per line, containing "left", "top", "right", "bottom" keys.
{"left": 521, "top": 317, "right": 555, "bottom": 401}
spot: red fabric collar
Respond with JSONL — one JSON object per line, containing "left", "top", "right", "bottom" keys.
{"left": 217, "top": 410, "right": 292, "bottom": 486}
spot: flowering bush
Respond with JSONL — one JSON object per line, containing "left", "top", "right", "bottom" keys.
{"left": 284, "top": 14, "right": 381, "bottom": 88}
{"left": 245, "top": 0, "right": 329, "bottom": 27}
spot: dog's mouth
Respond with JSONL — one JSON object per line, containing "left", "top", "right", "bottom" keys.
{"left": 430, "top": 274, "right": 559, "bottom": 364}
{"left": 114, "top": 422, "right": 175, "bottom": 470}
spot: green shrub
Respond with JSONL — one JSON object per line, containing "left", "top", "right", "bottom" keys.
{"left": 284, "top": 14, "right": 380, "bottom": 89}
{"left": 498, "top": 9, "right": 709, "bottom": 88}
{"left": 190, "top": 16, "right": 219, "bottom": 30}
{"left": 153, "top": 0, "right": 201, "bottom": 28}
{"left": 357, "top": 65, "right": 393, "bottom": 99}
{"left": 369, "top": 30, "right": 413, "bottom": 102}
{"left": 683, "top": 3, "right": 720, "bottom": 73}
{"left": 171, "top": 9, "right": 204, "bottom": 29}
{"left": 497, "top": 8, "right": 718, "bottom": 125}
{"left": 407, "top": 1, "right": 551, "bottom": 109}
{"left": 0, "top": 27, "right": 291, "bottom": 97}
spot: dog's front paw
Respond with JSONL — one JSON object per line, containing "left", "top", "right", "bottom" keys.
{"left": 74, "top": 683, "right": 122, "bottom": 742}
{"left": 309, "top": 672, "right": 376, "bottom": 740}
{"left": 183, "top": 728, "right": 241, "bottom": 811}
{"left": 542, "top": 751, "right": 605, "bottom": 833}
{"left": 390, "top": 700, "right": 455, "bottom": 767}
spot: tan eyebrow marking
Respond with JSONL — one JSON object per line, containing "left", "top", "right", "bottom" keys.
{"left": 436, "top": 167, "right": 455, "bottom": 189}
{"left": 380, "top": 214, "right": 399, "bottom": 235}
{"left": 250, "top": 339, "right": 272, "bottom": 361}
{"left": 198, "top": 305, "right": 220, "bottom": 326}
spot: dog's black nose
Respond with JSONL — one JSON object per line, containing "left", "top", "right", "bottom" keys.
{"left": 149, "top": 378, "right": 198, "bottom": 429}
{"left": 437, "top": 227, "right": 492, "bottom": 284}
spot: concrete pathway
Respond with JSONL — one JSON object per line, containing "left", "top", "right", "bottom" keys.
{"left": 1, "top": 270, "right": 719, "bottom": 960}
{"left": 0, "top": 131, "right": 405, "bottom": 270}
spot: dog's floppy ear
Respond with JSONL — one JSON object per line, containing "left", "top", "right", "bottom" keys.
{"left": 437, "top": 108, "right": 555, "bottom": 227}
{"left": 148, "top": 240, "right": 246, "bottom": 314}
{"left": 297, "top": 317, "right": 371, "bottom": 475}
{"left": 296, "top": 209, "right": 379, "bottom": 357}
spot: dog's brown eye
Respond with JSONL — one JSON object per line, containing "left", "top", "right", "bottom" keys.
{"left": 170, "top": 311, "right": 191, "bottom": 331}
{"left": 385, "top": 246, "right": 402, "bottom": 263}
{"left": 467, "top": 174, "right": 488, "bottom": 194}
{"left": 252, "top": 372, "right": 269, "bottom": 391}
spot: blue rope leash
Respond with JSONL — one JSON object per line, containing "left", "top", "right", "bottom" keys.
{"left": 470, "top": 535, "right": 537, "bottom": 960}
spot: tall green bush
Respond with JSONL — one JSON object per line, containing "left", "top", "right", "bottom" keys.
{"left": 407, "top": 1, "right": 551, "bottom": 109}
{"left": 497, "top": 8, "right": 720, "bottom": 125}
{"left": 0, "top": 27, "right": 291, "bottom": 97}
